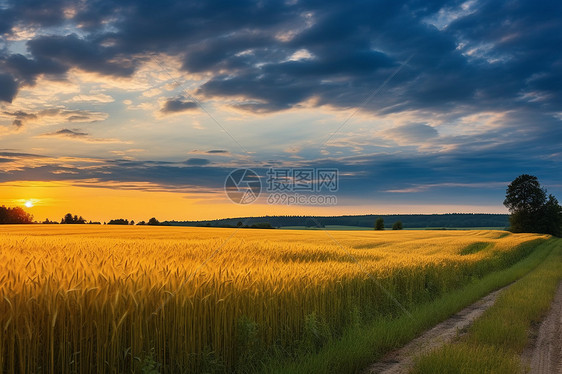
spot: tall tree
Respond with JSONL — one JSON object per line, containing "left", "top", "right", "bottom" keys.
{"left": 539, "top": 195, "right": 562, "bottom": 237}
{"left": 504, "top": 174, "right": 546, "bottom": 213}
{"left": 0, "top": 206, "right": 33, "bottom": 224}
{"left": 504, "top": 175, "right": 561, "bottom": 235}
{"left": 374, "top": 217, "right": 384, "bottom": 230}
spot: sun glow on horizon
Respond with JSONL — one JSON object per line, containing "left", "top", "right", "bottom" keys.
{"left": 0, "top": 180, "right": 507, "bottom": 224}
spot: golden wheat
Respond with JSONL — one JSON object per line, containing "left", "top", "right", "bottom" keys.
{"left": 0, "top": 226, "right": 546, "bottom": 372}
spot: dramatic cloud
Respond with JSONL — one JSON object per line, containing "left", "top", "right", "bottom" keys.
{"left": 1, "top": 147, "right": 560, "bottom": 208}
{"left": 161, "top": 98, "right": 198, "bottom": 113}
{"left": 0, "top": 0, "right": 559, "bottom": 115}
{"left": 27, "top": 34, "right": 138, "bottom": 77}
{"left": 0, "top": 0, "right": 560, "bottom": 211}
{"left": 2, "top": 53, "right": 67, "bottom": 86}
{"left": 0, "top": 74, "right": 18, "bottom": 102}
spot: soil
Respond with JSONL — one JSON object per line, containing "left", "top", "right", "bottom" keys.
{"left": 363, "top": 286, "right": 508, "bottom": 374}
{"left": 522, "top": 281, "right": 562, "bottom": 374}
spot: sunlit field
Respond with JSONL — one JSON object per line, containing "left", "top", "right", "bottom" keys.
{"left": 0, "top": 226, "right": 547, "bottom": 373}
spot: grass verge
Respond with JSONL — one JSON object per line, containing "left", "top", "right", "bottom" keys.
{"left": 410, "top": 237, "right": 562, "bottom": 374}
{"left": 266, "top": 238, "right": 559, "bottom": 374}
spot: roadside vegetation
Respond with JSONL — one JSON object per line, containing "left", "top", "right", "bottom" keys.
{"left": 410, "top": 238, "right": 562, "bottom": 374}
{"left": 265, "top": 238, "right": 557, "bottom": 374}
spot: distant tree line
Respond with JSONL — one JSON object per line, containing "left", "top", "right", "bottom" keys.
{"left": 241, "top": 222, "right": 275, "bottom": 229}
{"left": 3, "top": 208, "right": 511, "bottom": 229}
{"left": 47, "top": 214, "right": 163, "bottom": 226}
{"left": 100, "top": 217, "right": 162, "bottom": 225}
{"left": 164, "top": 213, "right": 509, "bottom": 229}
{"left": 108, "top": 218, "right": 131, "bottom": 225}
{"left": 61, "top": 213, "right": 86, "bottom": 224}
{"left": 193, "top": 221, "right": 275, "bottom": 229}
{"left": 137, "top": 217, "right": 162, "bottom": 226}
{"left": 0, "top": 206, "right": 33, "bottom": 224}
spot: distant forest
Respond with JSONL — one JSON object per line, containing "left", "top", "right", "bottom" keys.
{"left": 0, "top": 207, "right": 509, "bottom": 229}
{"left": 163, "top": 213, "right": 510, "bottom": 229}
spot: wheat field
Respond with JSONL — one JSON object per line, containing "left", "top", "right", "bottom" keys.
{"left": 0, "top": 226, "right": 547, "bottom": 373}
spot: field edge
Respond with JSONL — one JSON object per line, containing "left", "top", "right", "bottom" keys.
{"left": 266, "top": 237, "right": 558, "bottom": 374}
{"left": 410, "top": 237, "right": 562, "bottom": 374}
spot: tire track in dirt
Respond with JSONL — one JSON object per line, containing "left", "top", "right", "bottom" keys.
{"left": 363, "top": 286, "right": 509, "bottom": 374}
{"left": 522, "top": 281, "right": 562, "bottom": 374}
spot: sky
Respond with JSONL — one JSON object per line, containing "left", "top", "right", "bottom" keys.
{"left": 0, "top": 0, "right": 561, "bottom": 222}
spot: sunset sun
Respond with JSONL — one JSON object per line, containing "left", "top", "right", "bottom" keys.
{"left": 24, "top": 200, "right": 34, "bottom": 208}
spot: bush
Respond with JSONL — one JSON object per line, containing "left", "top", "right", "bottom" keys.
{"left": 108, "top": 218, "right": 129, "bottom": 225}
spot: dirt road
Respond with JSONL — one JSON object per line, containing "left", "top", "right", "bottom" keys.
{"left": 523, "top": 281, "right": 562, "bottom": 374}
{"left": 364, "top": 286, "right": 507, "bottom": 374}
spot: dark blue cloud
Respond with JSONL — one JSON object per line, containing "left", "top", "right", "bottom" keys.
{"left": 0, "top": 9, "right": 14, "bottom": 35}
{"left": 184, "top": 158, "right": 211, "bottom": 166}
{"left": 161, "top": 98, "right": 198, "bottom": 113}
{"left": 1, "top": 124, "right": 561, "bottom": 206}
{"left": 44, "top": 129, "right": 89, "bottom": 138}
{"left": 0, "top": 0, "right": 560, "bottom": 114}
{"left": 0, "top": 73, "right": 18, "bottom": 102}
{"left": 3, "top": 54, "right": 67, "bottom": 85}
{"left": 27, "top": 34, "right": 137, "bottom": 77}
{"left": 7, "top": 0, "right": 70, "bottom": 27}
{"left": 0, "top": 151, "right": 46, "bottom": 158}
{"left": 0, "top": 0, "right": 560, "bottom": 206}
{"left": 0, "top": 148, "right": 560, "bottom": 208}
